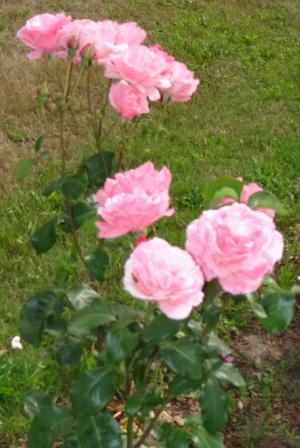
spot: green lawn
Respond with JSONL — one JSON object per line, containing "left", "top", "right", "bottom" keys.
{"left": 0, "top": 0, "right": 299, "bottom": 445}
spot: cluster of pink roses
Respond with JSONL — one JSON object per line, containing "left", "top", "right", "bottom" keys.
{"left": 17, "top": 13, "right": 199, "bottom": 120}
{"left": 94, "top": 162, "right": 284, "bottom": 319}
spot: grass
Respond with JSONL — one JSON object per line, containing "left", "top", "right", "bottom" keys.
{"left": 0, "top": 0, "right": 300, "bottom": 445}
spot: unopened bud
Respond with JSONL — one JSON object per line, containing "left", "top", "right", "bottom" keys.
{"left": 135, "top": 235, "right": 147, "bottom": 247}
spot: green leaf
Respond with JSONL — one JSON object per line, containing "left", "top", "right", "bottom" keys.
{"left": 56, "top": 337, "right": 82, "bottom": 365}
{"left": 159, "top": 422, "right": 189, "bottom": 448}
{"left": 105, "top": 327, "right": 139, "bottom": 364}
{"left": 28, "top": 405, "right": 73, "bottom": 448}
{"left": 44, "top": 316, "right": 67, "bottom": 337}
{"left": 19, "top": 291, "right": 63, "bottom": 347}
{"left": 200, "top": 379, "right": 228, "bottom": 434}
{"left": 71, "top": 368, "right": 116, "bottom": 417}
{"left": 202, "top": 177, "right": 243, "bottom": 209}
{"left": 61, "top": 170, "right": 88, "bottom": 200}
{"left": 125, "top": 393, "right": 143, "bottom": 417}
{"left": 84, "top": 248, "right": 110, "bottom": 282}
{"left": 246, "top": 293, "right": 267, "bottom": 319}
{"left": 160, "top": 339, "right": 203, "bottom": 380}
{"left": 23, "top": 391, "right": 52, "bottom": 418}
{"left": 68, "top": 298, "right": 116, "bottom": 337}
{"left": 260, "top": 290, "right": 296, "bottom": 333}
{"left": 76, "top": 412, "right": 121, "bottom": 448}
{"left": 67, "top": 283, "right": 100, "bottom": 310}
{"left": 202, "top": 303, "right": 222, "bottom": 328}
{"left": 144, "top": 314, "right": 182, "bottom": 341}
{"left": 43, "top": 178, "right": 63, "bottom": 197}
{"left": 72, "top": 202, "right": 96, "bottom": 229}
{"left": 204, "top": 333, "right": 231, "bottom": 357}
{"left": 61, "top": 436, "right": 80, "bottom": 448}
{"left": 31, "top": 218, "right": 57, "bottom": 254}
{"left": 248, "top": 190, "right": 287, "bottom": 215}
{"left": 169, "top": 376, "right": 201, "bottom": 396}
{"left": 61, "top": 178, "right": 86, "bottom": 200}
{"left": 81, "top": 214, "right": 98, "bottom": 234}
{"left": 191, "top": 426, "right": 225, "bottom": 448}
{"left": 113, "top": 303, "right": 145, "bottom": 326}
{"left": 85, "top": 152, "right": 115, "bottom": 190}
{"left": 213, "top": 363, "right": 245, "bottom": 387}
{"left": 34, "top": 135, "right": 45, "bottom": 153}
{"left": 210, "top": 187, "right": 239, "bottom": 208}
{"left": 203, "top": 280, "right": 221, "bottom": 304}
{"left": 143, "top": 392, "right": 164, "bottom": 409}
{"left": 15, "top": 158, "right": 36, "bottom": 182}
{"left": 60, "top": 202, "right": 96, "bottom": 234}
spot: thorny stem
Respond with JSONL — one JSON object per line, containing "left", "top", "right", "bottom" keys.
{"left": 143, "top": 344, "right": 159, "bottom": 386}
{"left": 127, "top": 415, "right": 134, "bottom": 448}
{"left": 126, "top": 344, "right": 160, "bottom": 447}
{"left": 95, "top": 79, "right": 112, "bottom": 177}
{"left": 118, "top": 117, "right": 142, "bottom": 170}
{"left": 60, "top": 59, "right": 84, "bottom": 262}
{"left": 134, "top": 400, "right": 169, "bottom": 448}
{"left": 126, "top": 370, "right": 134, "bottom": 448}
{"left": 86, "top": 69, "right": 110, "bottom": 176}
{"left": 60, "top": 59, "right": 73, "bottom": 175}
{"left": 66, "top": 66, "right": 86, "bottom": 107}
{"left": 96, "top": 78, "right": 112, "bottom": 147}
{"left": 86, "top": 64, "right": 96, "bottom": 132}
{"left": 67, "top": 201, "right": 85, "bottom": 262}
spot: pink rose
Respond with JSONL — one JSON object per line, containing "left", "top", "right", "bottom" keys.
{"left": 57, "top": 19, "right": 125, "bottom": 64}
{"left": 109, "top": 81, "right": 149, "bottom": 120}
{"left": 218, "top": 181, "right": 275, "bottom": 219}
{"left": 123, "top": 238, "right": 204, "bottom": 319}
{"left": 150, "top": 45, "right": 199, "bottom": 102}
{"left": 95, "top": 161, "right": 174, "bottom": 238}
{"left": 186, "top": 203, "right": 284, "bottom": 295}
{"left": 116, "top": 22, "right": 146, "bottom": 46}
{"left": 165, "top": 61, "right": 199, "bottom": 102}
{"left": 149, "top": 44, "right": 175, "bottom": 63}
{"left": 104, "top": 45, "right": 172, "bottom": 101}
{"left": 17, "top": 13, "right": 72, "bottom": 60}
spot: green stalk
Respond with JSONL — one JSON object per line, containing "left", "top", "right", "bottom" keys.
{"left": 134, "top": 400, "right": 168, "bottom": 448}
{"left": 59, "top": 59, "right": 84, "bottom": 262}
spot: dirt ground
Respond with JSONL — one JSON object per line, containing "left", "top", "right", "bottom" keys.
{"left": 224, "top": 305, "right": 300, "bottom": 448}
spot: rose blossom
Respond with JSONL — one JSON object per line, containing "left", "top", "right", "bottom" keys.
{"left": 104, "top": 45, "right": 172, "bottom": 101}
{"left": 150, "top": 44, "right": 199, "bottom": 102}
{"left": 165, "top": 60, "right": 199, "bottom": 102}
{"left": 56, "top": 19, "right": 125, "bottom": 64}
{"left": 123, "top": 238, "right": 204, "bottom": 319}
{"left": 149, "top": 44, "right": 175, "bottom": 63}
{"left": 109, "top": 81, "right": 149, "bottom": 120}
{"left": 186, "top": 203, "right": 284, "bottom": 295}
{"left": 116, "top": 22, "right": 146, "bottom": 46}
{"left": 17, "top": 13, "right": 72, "bottom": 60}
{"left": 95, "top": 161, "right": 174, "bottom": 238}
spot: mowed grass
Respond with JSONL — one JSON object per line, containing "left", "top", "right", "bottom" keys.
{"left": 0, "top": 0, "right": 300, "bottom": 445}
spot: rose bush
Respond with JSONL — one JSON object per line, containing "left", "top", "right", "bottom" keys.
{"left": 15, "top": 12, "right": 297, "bottom": 448}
